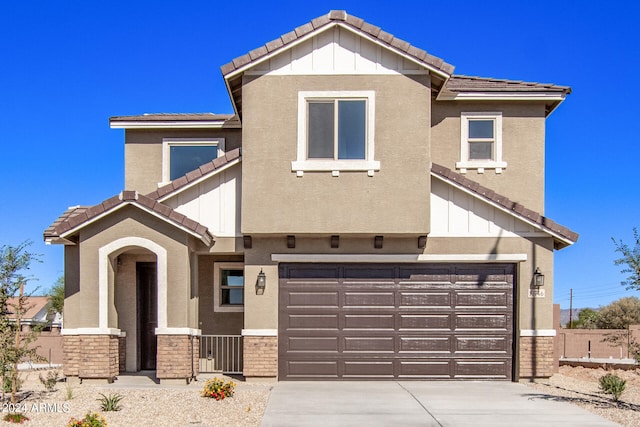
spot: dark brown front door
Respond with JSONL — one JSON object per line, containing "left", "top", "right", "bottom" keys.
{"left": 137, "top": 262, "right": 157, "bottom": 370}
{"left": 279, "top": 263, "right": 514, "bottom": 380}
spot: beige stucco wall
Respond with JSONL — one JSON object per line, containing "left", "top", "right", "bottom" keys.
{"left": 242, "top": 234, "right": 555, "bottom": 332}
{"left": 241, "top": 74, "right": 432, "bottom": 234}
{"left": 124, "top": 128, "right": 242, "bottom": 194}
{"left": 63, "top": 206, "right": 196, "bottom": 330}
{"left": 431, "top": 101, "right": 547, "bottom": 213}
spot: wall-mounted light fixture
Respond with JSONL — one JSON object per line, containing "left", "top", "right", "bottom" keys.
{"left": 331, "top": 235, "right": 339, "bottom": 248}
{"left": 256, "top": 269, "right": 266, "bottom": 295}
{"left": 374, "top": 236, "right": 383, "bottom": 249}
{"left": 533, "top": 267, "right": 545, "bottom": 287}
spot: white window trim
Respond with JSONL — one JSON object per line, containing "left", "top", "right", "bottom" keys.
{"left": 456, "top": 112, "right": 506, "bottom": 174}
{"left": 213, "top": 262, "right": 244, "bottom": 313}
{"left": 161, "top": 138, "right": 225, "bottom": 184}
{"left": 292, "top": 91, "right": 380, "bottom": 176}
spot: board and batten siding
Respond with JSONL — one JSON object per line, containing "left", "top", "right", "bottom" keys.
{"left": 430, "top": 178, "right": 540, "bottom": 237}
{"left": 248, "top": 26, "right": 427, "bottom": 76}
{"left": 163, "top": 165, "right": 241, "bottom": 237}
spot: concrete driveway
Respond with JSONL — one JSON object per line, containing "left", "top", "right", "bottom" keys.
{"left": 260, "top": 381, "right": 620, "bottom": 427}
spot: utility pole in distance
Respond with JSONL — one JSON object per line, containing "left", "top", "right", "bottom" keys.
{"left": 569, "top": 288, "right": 573, "bottom": 329}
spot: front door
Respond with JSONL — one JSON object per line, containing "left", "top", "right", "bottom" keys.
{"left": 137, "top": 262, "right": 157, "bottom": 370}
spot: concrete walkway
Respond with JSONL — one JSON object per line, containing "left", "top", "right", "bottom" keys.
{"left": 260, "top": 381, "right": 620, "bottom": 427}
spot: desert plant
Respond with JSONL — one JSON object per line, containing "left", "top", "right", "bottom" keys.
{"left": 2, "top": 369, "right": 21, "bottom": 393}
{"left": 39, "top": 370, "right": 60, "bottom": 392}
{"left": 67, "top": 412, "right": 107, "bottom": 427}
{"left": 201, "top": 377, "right": 236, "bottom": 400}
{"left": 599, "top": 373, "right": 626, "bottom": 402}
{"left": 65, "top": 382, "right": 74, "bottom": 400}
{"left": 3, "top": 413, "right": 29, "bottom": 424}
{"left": 97, "top": 392, "right": 123, "bottom": 411}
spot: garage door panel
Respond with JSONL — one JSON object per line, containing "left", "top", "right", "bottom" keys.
{"left": 279, "top": 263, "right": 513, "bottom": 381}
{"left": 344, "top": 291, "right": 395, "bottom": 307}
{"left": 454, "top": 360, "right": 510, "bottom": 379}
{"left": 399, "top": 314, "right": 451, "bottom": 330}
{"left": 400, "top": 336, "right": 451, "bottom": 353}
{"left": 455, "top": 291, "right": 510, "bottom": 308}
{"left": 399, "top": 292, "right": 451, "bottom": 307}
{"left": 344, "top": 337, "right": 395, "bottom": 352}
{"left": 287, "top": 314, "right": 339, "bottom": 330}
{"left": 344, "top": 314, "right": 395, "bottom": 330}
{"left": 286, "top": 361, "right": 339, "bottom": 378}
{"left": 285, "top": 291, "right": 339, "bottom": 307}
{"left": 455, "top": 314, "right": 509, "bottom": 330}
{"left": 455, "top": 336, "right": 510, "bottom": 353}
{"left": 287, "top": 336, "right": 339, "bottom": 352}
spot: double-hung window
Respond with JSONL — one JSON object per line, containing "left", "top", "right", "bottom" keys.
{"left": 213, "top": 262, "right": 244, "bottom": 312}
{"left": 162, "top": 138, "right": 225, "bottom": 183}
{"left": 456, "top": 112, "right": 506, "bottom": 174}
{"left": 292, "top": 91, "right": 379, "bottom": 176}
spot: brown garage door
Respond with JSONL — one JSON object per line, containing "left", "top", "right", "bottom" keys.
{"left": 279, "top": 263, "right": 514, "bottom": 380}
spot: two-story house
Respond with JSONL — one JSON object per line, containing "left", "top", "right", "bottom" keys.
{"left": 44, "top": 10, "right": 577, "bottom": 383}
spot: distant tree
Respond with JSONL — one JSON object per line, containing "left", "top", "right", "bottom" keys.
{"left": 47, "top": 276, "right": 64, "bottom": 315}
{"left": 612, "top": 228, "right": 640, "bottom": 290}
{"left": 0, "top": 241, "right": 43, "bottom": 403}
{"left": 572, "top": 308, "right": 600, "bottom": 329}
{"left": 596, "top": 297, "right": 640, "bottom": 329}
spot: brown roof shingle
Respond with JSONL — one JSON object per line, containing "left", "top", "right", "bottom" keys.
{"left": 220, "top": 10, "right": 455, "bottom": 78}
{"left": 445, "top": 75, "right": 571, "bottom": 94}
{"left": 431, "top": 163, "right": 578, "bottom": 248}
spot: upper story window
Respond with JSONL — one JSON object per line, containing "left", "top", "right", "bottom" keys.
{"left": 292, "top": 91, "right": 380, "bottom": 177}
{"left": 213, "top": 262, "right": 244, "bottom": 312}
{"left": 456, "top": 112, "right": 506, "bottom": 174}
{"left": 162, "top": 138, "right": 225, "bottom": 183}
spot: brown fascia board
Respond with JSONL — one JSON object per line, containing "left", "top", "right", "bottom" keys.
{"left": 49, "top": 191, "right": 213, "bottom": 246}
{"left": 220, "top": 10, "right": 454, "bottom": 79}
{"left": 431, "top": 163, "right": 579, "bottom": 246}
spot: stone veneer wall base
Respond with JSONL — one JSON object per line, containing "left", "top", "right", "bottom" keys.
{"left": 519, "top": 336, "right": 554, "bottom": 378}
{"left": 156, "top": 335, "right": 198, "bottom": 381}
{"left": 63, "top": 335, "right": 119, "bottom": 381}
{"left": 243, "top": 336, "right": 277, "bottom": 379}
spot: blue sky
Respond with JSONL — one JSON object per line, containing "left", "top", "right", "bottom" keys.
{"left": 1, "top": 1, "right": 637, "bottom": 309}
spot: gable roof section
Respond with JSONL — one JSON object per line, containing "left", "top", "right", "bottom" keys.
{"left": 431, "top": 163, "right": 578, "bottom": 249}
{"left": 146, "top": 148, "right": 242, "bottom": 202}
{"left": 439, "top": 75, "right": 572, "bottom": 116}
{"left": 221, "top": 10, "right": 454, "bottom": 118}
{"left": 44, "top": 191, "right": 214, "bottom": 246}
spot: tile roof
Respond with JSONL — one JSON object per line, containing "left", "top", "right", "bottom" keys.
{"left": 146, "top": 148, "right": 241, "bottom": 201}
{"left": 220, "top": 10, "right": 455, "bottom": 78}
{"left": 44, "top": 149, "right": 243, "bottom": 245}
{"left": 44, "top": 192, "right": 213, "bottom": 246}
{"left": 6, "top": 296, "right": 51, "bottom": 320}
{"left": 431, "top": 163, "right": 578, "bottom": 248}
{"left": 445, "top": 75, "right": 571, "bottom": 94}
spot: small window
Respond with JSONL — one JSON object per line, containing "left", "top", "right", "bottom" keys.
{"left": 162, "top": 138, "right": 225, "bottom": 183}
{"left": 456, "top": 112, "right": 506, "bottom": 174}
{"left": 214, "top": 262, "right": 244, "bottom": 312}
{"left": 292, "top": 91, "right": 379, "bottom": 176}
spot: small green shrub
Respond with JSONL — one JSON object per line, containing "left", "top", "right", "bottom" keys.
{"left": 67, "top": 412, "right": 107, "bottom": 427}
{"left": 2, "top": 370, "right": 22, "bottom": 393}
{"left": 599, "top": 373, "right": 626, "bottom": 402}
{"left": 3, "top": 413, "right": 29, "bottom": 424}
{"left": 201, "top": 377, "right": 236, "bottom": 400}
{"left": 39, "top": 370, "right": 60, "bottom": 392}
{"left": 66, "top": 382, "right": 74, "bottom": 400}
{"left": 97, "top": 392, "right": 123, "bottom": 412}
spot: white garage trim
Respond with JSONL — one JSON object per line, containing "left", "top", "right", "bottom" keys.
{"left": 272, "top": 253, "right": 527, "bottom": 263}
{"left": 520, "top": 329, "right": 556, "bottom": 337}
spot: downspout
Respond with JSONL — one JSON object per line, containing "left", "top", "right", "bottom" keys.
{"left": 190, "top": 335, "right": 195, "bottom": 382}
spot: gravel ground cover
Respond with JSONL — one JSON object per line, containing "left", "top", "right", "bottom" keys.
{"left": 0, "top": 369, "right": 272, "bottom": 427}
{"left": 526, "top": 365, "right": 640, "bottom": 427}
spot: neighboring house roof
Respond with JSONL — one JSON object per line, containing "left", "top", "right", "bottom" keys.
{"left": 5, "top": 296, "right": 55, "bottom": 322}
{"left": 44, "top": 191, "right": 214, "bottom": 246}
{"left": 44, "top": 149, "right": 244, "bottom": 246}
{"left": 431, "top": 163, "right": 578, "bottom": 249}
{"left": 109, "top": 113, "right": 241, "bottom": 129}
{"left": 439, "top": 75, "right": 571, "bottom": 116}
{"left": 220, "top": 9, "right": 455, "bottom": 118}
